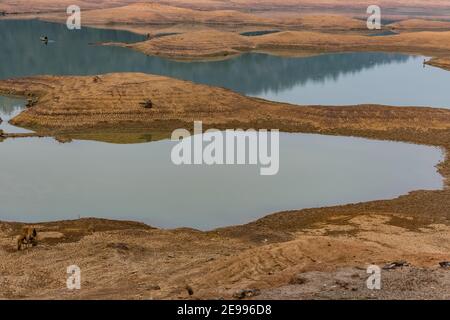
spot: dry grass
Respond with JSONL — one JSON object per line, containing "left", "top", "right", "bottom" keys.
{"left": 1, "top": 212, "right": 449, "bottom": 299}
{"left": 426, "top": 57, "right": 450, "bottom": 71}
{"left": 102, "top": 29, "right": 450, "bottom": 60}
{"left": 1, "top": 73, "right": 449, "bottom": 136}
{"left": 77, "top": 3, "right": 275, "bottom": 26}
{"left": 124, "top": 30, "right": 254, "bottom": 59}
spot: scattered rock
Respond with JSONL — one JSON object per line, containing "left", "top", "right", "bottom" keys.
{"left": 139, "top": 99, "right": 153, "bottom": 109}
{"left": 289, "top": 275, "right": 308, "bottom": 285}
{"left": 335, "top": 280, "right": 350, "bottom": 289}
{"left": 383, "top": 261, "right": 409, "bottom": 270}
{"left": 439, "top": 261, "right": 450, "bottom": 269}
{"left": 185, "top": 285, "right": 194, "bottom": 296}
{"left": 93, "top": 76, "right": 101, "bottom": 83}
{"left": 232, "top": 289, "right": 261, "bottom": 299}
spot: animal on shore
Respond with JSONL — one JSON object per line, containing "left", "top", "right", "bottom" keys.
{"left": 17, "top": 227, "right": 38, "bottom": 251}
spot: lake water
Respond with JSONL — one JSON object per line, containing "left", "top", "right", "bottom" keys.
{"left": 0, "top": 19, "right": 446, "bottom": 229}
{"left": 0, "top": 96, "right": 33, "bottom": 133}
{"left": 0, "top": 134, "right": 443, "bottom": 230}
{"left": 1, "top": 19, "right": 450, "bottom": 108}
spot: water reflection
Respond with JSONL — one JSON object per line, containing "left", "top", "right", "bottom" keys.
{"left": 1, "top": 19, "right": 449, "bottom": 107}
{"left": 0, "top": 133, "right": 443, "bottom": 230}
{"left": 0, "top": 96, "right": 30, "bottom": 133}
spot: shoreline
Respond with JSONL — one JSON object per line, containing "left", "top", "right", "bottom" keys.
{"left": 2, "top": 14, "right": 450, "bottom": 63}
{"left": 0, "top": 17, "right": 449, "bottom": 299}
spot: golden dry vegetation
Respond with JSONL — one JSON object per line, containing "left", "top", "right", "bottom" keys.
{"left": 71, "top": 3, "right": 275, "bottom": 27}
{"left": 1, "top": 73, "right": 449, "bottom": 136}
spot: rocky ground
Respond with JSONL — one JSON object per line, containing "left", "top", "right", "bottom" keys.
{"left": 258, "top": 266, "right": 450, "bottom": 300}
{"left": 0, "top": 70, "right": 448, "bottom": 299}
{"left": 1, "top": 212, "right": 449, "bottom": 299}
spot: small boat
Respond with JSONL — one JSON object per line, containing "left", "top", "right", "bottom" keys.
{"left": 40, "top": 36, "right": 49, "bottom": 43}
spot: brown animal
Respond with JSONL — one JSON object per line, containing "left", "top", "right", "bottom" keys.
{"left": 17, "top": 227, "right": 38, "bottom": 251}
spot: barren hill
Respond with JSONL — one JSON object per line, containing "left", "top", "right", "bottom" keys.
{"left": 77, "top": 3, "right": 276, "bottom": 26}
{"left": 1, "top": 0, "right": 449, "bottom": 19}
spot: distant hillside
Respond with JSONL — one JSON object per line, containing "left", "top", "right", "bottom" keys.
{"left": 1, "top": 0, "right": 449, "bottom": 19}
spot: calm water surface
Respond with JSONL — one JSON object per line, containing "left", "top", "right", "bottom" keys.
{"left": 0, "top": 20, "right": 446, "bottom": 229}
{"left": 0, "top": 134, "right": 443, "bottom": 230}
